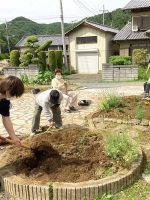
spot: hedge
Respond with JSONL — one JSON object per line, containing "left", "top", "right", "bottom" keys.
{"left": 55, "top": 50, "right": 63, "bottom": 69}
{"left": 48, "top": 50, "right": 56, "bottom": 71}
{"left": 10, "top": 50, "right": 20, "bottom": 67}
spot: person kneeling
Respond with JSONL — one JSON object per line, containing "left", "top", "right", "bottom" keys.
{"left": 51, "top": 68, "right": 78, "bottom": 113}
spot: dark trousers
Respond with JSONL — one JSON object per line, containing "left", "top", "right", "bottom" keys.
{"left": 144, "top": 82, "right": 150, "bottom": 94}
{"left": 32, "top": 103, "right": 62, "bottom": 131}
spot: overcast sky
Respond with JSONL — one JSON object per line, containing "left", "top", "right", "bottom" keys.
{"left": 0, "top": 0, "right": 130, "bottom": 24}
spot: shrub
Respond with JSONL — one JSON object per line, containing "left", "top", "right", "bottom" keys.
{"left": 133, "top": 48, "right": 148, "bottom": 66}
{"left": 105, "top": 134, "right": 138, "bottom": 167}
{"left": 34, "top": 71, "right": 53, "bottom": 84}
{"left": 55, "top": 50, "right": 63, "bottom": 69}
{"left": 10, "top": 50, "right": 20, "bottom": 66}
{"left": 138, "top": 65, "right": 150, "bottom": 80}
{"left": 20, "top": 71, "right": 53, "bottom": 85}
{"left": 109, "top": 56, "right": 132, "bottom": 65}
{"left": 135, "top": 102, "right": 144, "bottom": 120}
{"left": 48, "top": 50, "right": 56, "bottom": 71}
{"left": 100, "top": 94, "right": 122, "bottom": 111}
{"left": 0, "top": 53, "right": 9, "bottom": 60}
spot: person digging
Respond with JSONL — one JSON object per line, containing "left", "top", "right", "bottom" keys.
{"left": 31, "top": 89, "right": 63, "bottom": 136}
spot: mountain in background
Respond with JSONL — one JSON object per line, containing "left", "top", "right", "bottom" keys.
{"left": 0, "top": 8, "right": 131, "bottom": 52}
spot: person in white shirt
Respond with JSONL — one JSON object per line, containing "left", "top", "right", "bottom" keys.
{"left": 51, "top": 68, "right": 78, "bottom": 113}
{"left": 31, "top": 89, "right": 63, "bottom": 135}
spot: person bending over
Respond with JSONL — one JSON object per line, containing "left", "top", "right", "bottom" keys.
{"left": 0, "top": 76, "right": 24, "bottom": 146}
{"left": 31, "top": 89, "right": 63, "bottom": 135}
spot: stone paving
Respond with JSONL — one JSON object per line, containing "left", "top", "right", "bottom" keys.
{"left": 0, "top": 85, "right": 143, "bottom": 137}
{"left": 0, "top": 85, "right": 144, "bottom": 199}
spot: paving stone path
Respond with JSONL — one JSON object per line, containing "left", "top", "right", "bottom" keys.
{"left": 0, "top": 85, "right": 144, "bottom": 199}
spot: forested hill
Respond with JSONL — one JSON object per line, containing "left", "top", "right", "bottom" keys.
{"left": 0, "top": 9, "right": 131, "bottom": 52}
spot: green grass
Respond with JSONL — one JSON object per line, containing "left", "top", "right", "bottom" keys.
{"left": 94, "top": 180, "right": 150, "bottom": 200}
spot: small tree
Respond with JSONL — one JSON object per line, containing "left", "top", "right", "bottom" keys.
{"left": 20, "top": 36, "right": 52, "bottom": 69}
{"left": 10, "top": 50, "right": 20, "bottom": 67}
{"left": 55, "top": 50, "right": 63, "bottom": 69}
{"left": 132, "top": 48, "right": 148, "bottom": 66}
{"left": 48, "top": 50, "right": 56, "bottom": 71}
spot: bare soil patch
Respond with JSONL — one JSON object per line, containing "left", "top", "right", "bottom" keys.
{"left": 0, "top": 127, "right": 114, "bottom": 184}
{"left": 95, "top": 96, "right": 150, "bottom": 120}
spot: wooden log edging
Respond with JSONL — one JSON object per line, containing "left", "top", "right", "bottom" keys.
{"left": 0, "top": 150, "right": 143, "bottom": 200}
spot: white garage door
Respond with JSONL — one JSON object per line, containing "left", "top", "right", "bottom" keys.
{"left": 77, "top": 52, "right": 99, "bottom": 74}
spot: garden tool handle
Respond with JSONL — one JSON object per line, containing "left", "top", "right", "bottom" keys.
{"left": 1, "top": 137, "right": 31, "bottom": 149}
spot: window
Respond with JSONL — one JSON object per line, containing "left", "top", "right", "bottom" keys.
{"left": 76, "top": 36, "right": 97, "bottom": 44}
{"left": 132, "top": 16, "right": 150, "bottom": 31}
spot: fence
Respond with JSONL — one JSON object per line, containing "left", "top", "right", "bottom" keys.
{"left": 4, "top": 65, "right": 39, "bottom": 78}
{"left": 102, "top": 64, "right": 138, "bottom": 81}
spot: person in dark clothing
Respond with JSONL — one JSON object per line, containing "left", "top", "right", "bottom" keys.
{"left": 143, "top": 78, "right": 150, "bottom": 99}
{"left": 0, "top": 76, "right": 24, "bottom": 146}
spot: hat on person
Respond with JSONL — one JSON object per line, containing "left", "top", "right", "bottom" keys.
{"left": 50, "top": 90, "right": 60, "bottom": 104}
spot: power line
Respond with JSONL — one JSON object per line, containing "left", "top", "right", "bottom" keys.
{"left": 73, "top": 0, "right": 95, "bottom": 16}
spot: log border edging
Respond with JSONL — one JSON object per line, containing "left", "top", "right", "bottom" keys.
{"left": 0, "top": 150, "right": 143, "bottom": 200}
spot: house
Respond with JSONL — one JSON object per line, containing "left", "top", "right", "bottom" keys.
{"left": 15, "top": 35, "right": 69, "bottom": 54}
{"left": 113, "top": 0, "right": 150, "bottom": 58}
{"left": 65, "top": 20, "right": 118, "bottom": 74}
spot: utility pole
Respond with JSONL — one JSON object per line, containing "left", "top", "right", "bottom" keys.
{"left": 59, "top": 0, "right": 68, "bottom": 69}
{"left": 99, "top": 5, "right": 108, "bottom": 25}
{"left": 5, "top": 20, "right": 10, "bottom": 53}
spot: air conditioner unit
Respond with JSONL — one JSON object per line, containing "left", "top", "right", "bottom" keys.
{"left": 132, "top": 25, "right": 138, "bottom": 32}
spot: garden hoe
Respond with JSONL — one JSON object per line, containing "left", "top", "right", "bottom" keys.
{"left": 0, "top": 136, "right": 34, "bottom": 151}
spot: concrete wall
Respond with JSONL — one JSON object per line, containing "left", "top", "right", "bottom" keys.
{"left": 102, "top": 64, "right": 138, "bottom": 81}
{"left": 4, "top": 65, "right": 38, "bottom": 78}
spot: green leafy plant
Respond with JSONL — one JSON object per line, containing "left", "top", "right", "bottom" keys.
{"left": 20, "top": 71, "right": 53, "bottom": 85}
{"left": 138, "top": 66, "right": 150, "bottom": 80}
{"left": 105, "top": 134, "right": 138, "bottom": 167}
{"left": 99, "top": 94, "right": 121, "bottom": 111}
{"left": 135, "top": 102, "right": 144, "bottom": 120}
{"left": 109, "top": 56, "right": 132, "bottom": 65}
{"left": 78, "top": 135, "right": 87, "bottom": 145}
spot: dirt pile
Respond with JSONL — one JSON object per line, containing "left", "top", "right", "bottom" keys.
{"left": 3, "top": 127, "right": 112, "bottom": 183}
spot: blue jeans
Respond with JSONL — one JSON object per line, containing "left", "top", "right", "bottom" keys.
{"left": 144, "top": 82, "right": 150, "bottom": 96}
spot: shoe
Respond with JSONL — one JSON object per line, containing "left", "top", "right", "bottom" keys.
{"left": 30, "top": 129, "right": 36, "bottom": 136}
{"left": 69, "top": 106, "right": 78, "bottom": 111}
{"left": 142, "top": 96, "right": 150, "bottom": 100}
{"left": 55, "top": 126, "right": 64, "bottom": 129}
{"left": 64, "top": 109, "right": 71, "bottom": 113}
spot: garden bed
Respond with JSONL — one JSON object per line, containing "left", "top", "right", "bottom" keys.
{"left": 95, "top": 95, "right": 150, "bottom": 120}
{"left": 0, "top": 126, "right": 143, "bottom": 200}
{"left": 0, "top": 127, "right": 140, "bottom": 185}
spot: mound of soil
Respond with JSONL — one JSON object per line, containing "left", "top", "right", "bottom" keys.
{"left": 96, "top": 96, "right": 150, "bottom": 120}
{"left": 1, "top": 127, "right": 113, "bottom": 183}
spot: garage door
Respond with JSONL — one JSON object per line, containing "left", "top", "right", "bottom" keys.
{"left": 77, "top": 52, "right": 99, "bottom": 74}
